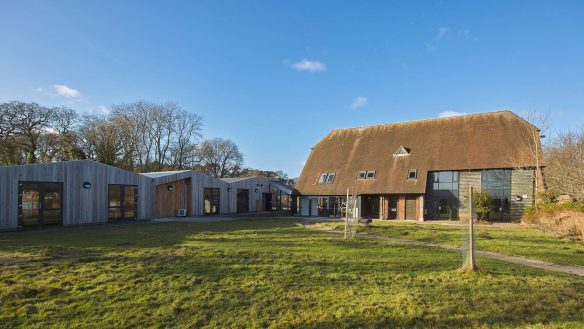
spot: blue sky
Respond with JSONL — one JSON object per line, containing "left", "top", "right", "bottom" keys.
{"left": 1, "top": 1, "right": 583, "bottom": 177}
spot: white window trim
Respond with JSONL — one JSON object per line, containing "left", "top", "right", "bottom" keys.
{"left": 366, "top": 171, "right": 376, "bottom": 179}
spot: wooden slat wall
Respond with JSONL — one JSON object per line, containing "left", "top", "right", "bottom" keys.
{"left": 223, "top": 177, "right": 272, "bottom": 213}
{"left": 0, "top": 160, "right": 155, "bottom": 230}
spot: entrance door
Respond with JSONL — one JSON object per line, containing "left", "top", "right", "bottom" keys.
{"left": 237, "top": 189, "right": 249, "bottom": 213}
{"left": 262, "top": 193, "right": 272, "bottom": 211}
{"left": 108, "top": 185, "right": 138, "bottom": 220}
{"left": 388, "top": 196, "right": 398, "bottom": 220}
{"left": 204, "top": 188, "right": 220, "bottom": 215}
{"left": 405, "top": 196, "right": 417, "bottom": 220}
{"left": 18, "top": 182, "right": 63, "bottom": 227}
{"left": 436, "top": 198, "right": 457, "bottom": 220}
{"left": 362, "top": 195, "right": 380, "bottom": 219}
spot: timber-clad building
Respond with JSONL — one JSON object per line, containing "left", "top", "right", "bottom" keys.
{"left": 294, "top": 111, "right": 543, "bottom": 221}
{"left": 0, "top": 160, "right": 293, "bottom": 230}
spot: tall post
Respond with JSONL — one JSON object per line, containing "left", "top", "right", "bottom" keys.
{"left": 344, "top": 188, "right": 349, "bottom": 239}
{"left": 465, "top": 186, "right": 478, "bottom": 271}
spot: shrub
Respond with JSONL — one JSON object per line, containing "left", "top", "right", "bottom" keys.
{"left": 536, "top": 191, "right": 560, "bottom": 205}
{"left": 522, "top": 202, "right": 584, "bottom": 242}
{"left": 473, "top": 191, "right": 491, "bottom": 221}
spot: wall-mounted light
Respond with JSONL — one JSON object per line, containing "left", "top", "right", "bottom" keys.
{"left": 513, "top": 195, "right": 523, "bottom": 201}
{"left": 167, "top": 185, "right": 174, "bottom": 191}
{"left": 254, "top": 188, "right": 258, "bottom": 193}
{"left": 82, "top": 182, "right": 92, "bottom": 189}
{"left": 227, "top": 187, "right": 232, "bottom": 192}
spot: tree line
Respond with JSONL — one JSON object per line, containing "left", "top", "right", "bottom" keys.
{"left": 0, "top": 100, "right": 251, "bottom": 177}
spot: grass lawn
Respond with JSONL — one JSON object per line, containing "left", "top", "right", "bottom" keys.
{"left": 312, "top": 220, "right": 584, "bottom": 267}
{"left": 1, "top": 218, "right": 583, "bottom": 328}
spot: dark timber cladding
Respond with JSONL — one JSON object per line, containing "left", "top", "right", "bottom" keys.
{"left": 295, "top": 110, "right": 543, "bottom": 220}
{"left": 0, "top": 160, "right": 154, "bottom": 230}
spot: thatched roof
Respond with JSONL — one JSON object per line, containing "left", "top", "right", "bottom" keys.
{"left": 295, "top": 110, "right": 541, "bottom": 196}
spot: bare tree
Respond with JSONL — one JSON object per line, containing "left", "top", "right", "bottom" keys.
{"left": 78, "top": 114, "right": 124, "bottom": 166}
{"left": 5, "top": 101, "right": 56, "bottom": 164}
{"left": 509, "top": 110, "right": 549, "bottom": 201}
{"left": 197, "top": 138, "right": 243, "bottom": 178}
{"left": 544, "top": 130, "right": 584, "bottom": 201}
{"left": 170, "top": 110, "right": 203, "bottom": 169}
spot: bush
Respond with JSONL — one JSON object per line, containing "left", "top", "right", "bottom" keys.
{"left": 536, "top": 191, "right": 560, "bottom": 205}
{"left": 473, "top": 191, "right": 491, "bottom": 221}
{"left": 523, "top": 202, "right": 584, "bottom": 242}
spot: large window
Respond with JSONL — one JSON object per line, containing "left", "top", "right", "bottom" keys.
{"left": 204, "top": 188, "right": 220, "bottom": 215}
{"left": 108, "top": 185, "right": 137, "bottom": 221}
{"left": 426, "top": 171, "right": 459, "bottom": 220}
{"left": 481, "top": 169, "right": 511, "bottom": 221}
{"left": 18, "top": 182, "right": 63, "bottom": 227}
{"left": 270, "top": 187, "right": 291, "bottom": 211}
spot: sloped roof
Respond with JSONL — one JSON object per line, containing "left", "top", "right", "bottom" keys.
{"left": 141, "top": 170, "right": 191, "bottom": 178}
{"left": 218, "top": 177, "right": 254, "bottom": 183}
{"left": 295, "top": 110, "right": 541, "bottom": 196}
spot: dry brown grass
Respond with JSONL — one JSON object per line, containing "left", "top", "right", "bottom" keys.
{"left": 523, "top": 209, "right": 584, "bottom": 242}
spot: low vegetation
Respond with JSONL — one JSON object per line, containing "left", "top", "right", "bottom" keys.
{"left": 313, "top": 220, "right": 584, "bottom": 267}
{"left": 1, "top": 219, "right": 583, "bottom": 328}
{"left": 523, "top": 193, "right": 584, "bottom": 242}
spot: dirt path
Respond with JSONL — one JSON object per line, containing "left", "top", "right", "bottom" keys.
{"left": 303, "top": 222, "right": 584, "bottom": 277}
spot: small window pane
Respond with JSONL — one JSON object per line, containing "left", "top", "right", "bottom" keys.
{"left": 366, "top": 171, "right": 376, "bottom": 179}
{"left": 318, "top": 173, "right": 328, "bottom": 184}
{"left": 357, "top": 171, "right": 367, "bottom": 179}
{"left": 326, "top": 173, "right": 335, "bottom": 183}
{"left": 438, "top": 171, "right": 452, "bottom": 183}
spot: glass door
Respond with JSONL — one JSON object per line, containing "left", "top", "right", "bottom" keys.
{"left": 237, "top": 189, "right": 249, "bottom": 213}
{"left": 18, "top": 182, "right": 63, "bottom": 227}
{"left": 108, "top": 185, "right": 137, "bottom": 221}
{"left": 204, "top": 188, "right": 220, "bottom": 215}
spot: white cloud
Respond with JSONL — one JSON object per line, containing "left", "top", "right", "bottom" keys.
{"left": 426, "top": 27, "right": 451, "bottom": 50}
{"left": 351, "top": 96, "right": 368, "bottom": 109}
{"left": 52, "top": 84, "right": 80, "bottom": 98}
{"left": 438, "top": 111, "right": 467, "bottom": 118}
{"left": 290, "top": 59, "right": 326, "bottom": 72}
{"left": 34, "top": 87, "right": 44, "bottom": 92}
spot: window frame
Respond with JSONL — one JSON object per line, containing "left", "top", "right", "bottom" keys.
{"left": 356, "top": 171, "right": 367, "bottom": 179}
{"left": 325, "top": 173, "right": 336, "bottom": 184}
{"left": 366, "top": 171, "right": 376, "bottom": 179}
{"left": 408, "top": 169, "right": 417, "bottom": 180}
{"left": 317, "top": 173, "right": 328, "bottom": 184}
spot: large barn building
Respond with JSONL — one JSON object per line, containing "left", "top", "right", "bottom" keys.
{"left": 294, "top": 111, "right": 544, "bottom": 221}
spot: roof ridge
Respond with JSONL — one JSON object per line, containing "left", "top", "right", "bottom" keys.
{"left": 331, "top": 110, "right": 514, "bottom": 133}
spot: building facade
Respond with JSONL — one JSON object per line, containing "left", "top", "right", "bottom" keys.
{"left": 294, "top": 111, "right": 543, "bottom": 221}
{"left": 0, "top": 160, "right": 293, "bottom": 230}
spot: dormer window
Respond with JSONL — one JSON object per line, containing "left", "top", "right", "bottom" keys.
{"left": 394, "top": 146, "right": 410, "bottom": 157}
{"left": 408, "top": 169, "right": 417, "bottom": 180}
{"left": 356, "top": 170, "right": 376, "bottom": 180}
{"left": 326, "top": 173, "right": 336, "bottom": 183}
{"left": 317, "top": 172, "right": 336, "bottom": 184}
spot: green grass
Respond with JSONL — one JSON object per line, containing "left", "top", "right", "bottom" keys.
{"left": 1, "top": 219, "right": 583, "bottom": 328}
{"left": 312, "top": 220, "right": 584, "bottom": 267}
